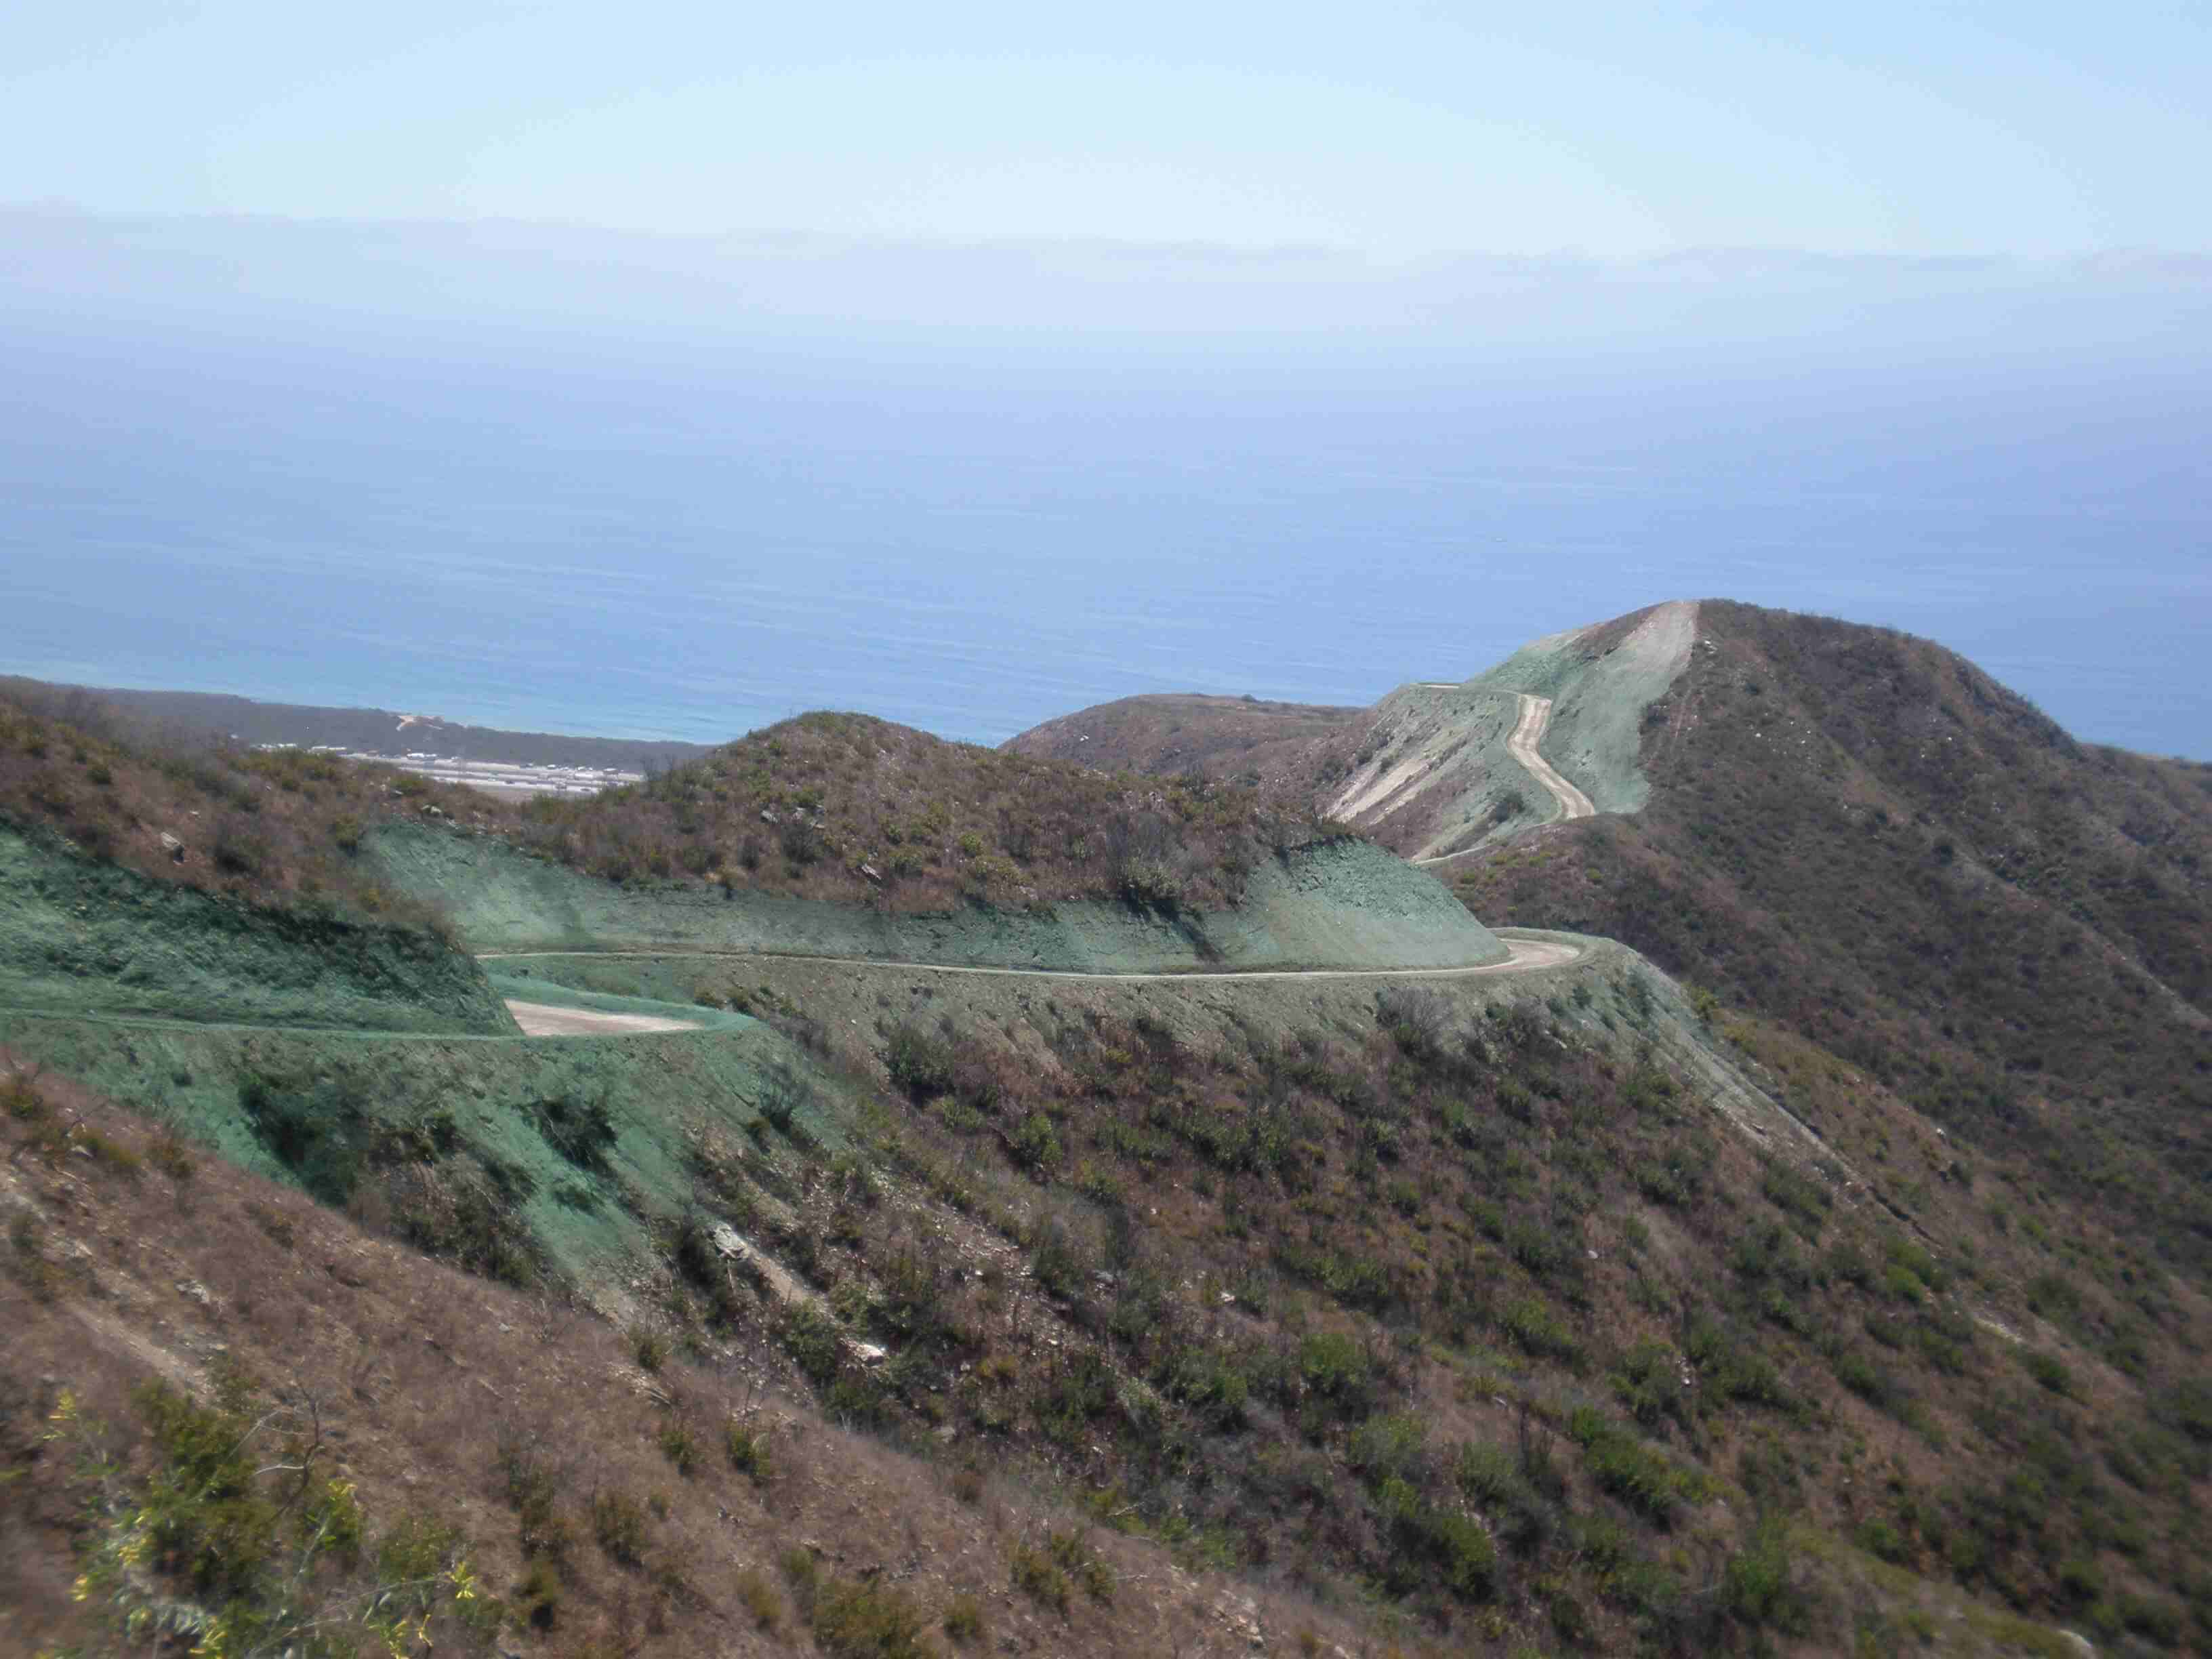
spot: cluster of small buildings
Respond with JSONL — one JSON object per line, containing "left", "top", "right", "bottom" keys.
{"left": 251, "top": 743, "right": 642, "bottom": 798}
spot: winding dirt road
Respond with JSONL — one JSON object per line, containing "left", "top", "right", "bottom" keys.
{"left": 489, "top": 930, "right": 1579, "bottom": 994}
{"left": 1506, "top": 693, "right": 1595, "bottom": 821}
{"left": 1412, "top": 693, "right": 1594, "bottom": 867}
{"left": 492, "top": 933, "right": 1584, "bottom": 1031}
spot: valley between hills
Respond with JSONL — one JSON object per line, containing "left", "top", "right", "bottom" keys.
{"left": 2, "top": 599, "right": 2207, "bottom": 1659}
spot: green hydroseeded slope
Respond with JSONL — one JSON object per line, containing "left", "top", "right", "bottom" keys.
{"left": 0, "top": 825, "right": 516, "bottom": 1033}
{"left": 367, "top": 821, "right": 1507, "bottom": 972}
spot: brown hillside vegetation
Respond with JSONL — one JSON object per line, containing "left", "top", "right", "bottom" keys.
{"left": 0, "top": 680, "right": 493, "bottom": 933}
{"left": 1450, "top": 602, "right": 2212, "bottom": 1275}
{"left": 513, "top": 710, "right": 1343, "bottom": 913}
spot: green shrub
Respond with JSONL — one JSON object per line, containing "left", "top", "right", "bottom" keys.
{"left": 1567, "top": 1407, "right": 1702, "bottom": 1525}
{"left": 658, "top": 1420, "right": 700, "bottom": 1475}
{"left": 79, "top": 1128, "right": 144, "bottom": 1181}
{"left": 1348, "top": 1413, "right": 1427, "bottom": 1486}
{"left": 781, "top": 1300, "right": 846, "bottom": 1385}
{"left": 1454, "top": 1440, "right": 1523, "bottom": 1507}
{"left": 1010, "top": 1536, "right": 1069, "bottom": 1613}
{"left": 1721, "top": 1520, "right": 1799, "bottom": 1630}
{"left": 943, "top": 1591, "right": 985, "bottom": 1643}
{"left": 2021, "top": 1349, "right": 2073, "bottom": 1396}
{"left": 886, "top": 1024, "right": 956, "bottom": 1099}
{"left": 630, "top": 1325, "right": 670, "bottom": 1372}
{"left": 516, "top": 1555, "right": 563, "bottom": 1631}
{"left": 726, "top": 1419, "right": 773, "bottom": 1483}
{"left": 1008, "top": 1111, "right": 1063, "bottom": 1171}
{"left": 591, "top": 1488, "right": 649, "bottom": 1565}
{"left": 1500, "top": 1296, "right": 1582, "bottom": 1366}
{"left": 1297, "top": 1330, "right": 1371, "bottom": 1408}
{"left": 736, "top": 1565, "right": 782, "bottom": 1631}
{"left": 811, "top": 1573, "right": 936, "bottom": 1657}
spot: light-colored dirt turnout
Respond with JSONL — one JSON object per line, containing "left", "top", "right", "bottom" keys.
{"left": 1507, "top": 693, "right": 1595, "bottom": 821}
{"left": 501, "top": 1000, "right": 701, "bottom": 1036}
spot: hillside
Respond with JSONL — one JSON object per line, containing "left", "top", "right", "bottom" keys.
{"left": 12, "top": 928, "right": 2207, "bottom": 1658}
{"left": 7, "top": 653, "right": 2212, "bottom": 1657}
{"left": 508, "top": 710, "right": 1347, "bottom": 915}
{"left": 0, "top": 684, "right": 517, "bottom": 1031}
{"left": 1011, "top": 602, "right": 2212, "bottom": 1269}
{"left": 1446, "top": 602, "right": 2212, "bottom": 1274}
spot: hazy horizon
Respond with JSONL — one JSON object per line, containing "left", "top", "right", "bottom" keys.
{"left": 7, "top": 0, "right": 2209, "bottom": 759}
{"left": 3, "top": 205, "right": 2207, "bottom": 758}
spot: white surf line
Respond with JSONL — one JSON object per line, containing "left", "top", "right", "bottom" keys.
{"left": 1413, "top": 693, "right": 1595, "bottom": 867}
{"left": 480, "top": 933, "right": 1584, "bottom": 983}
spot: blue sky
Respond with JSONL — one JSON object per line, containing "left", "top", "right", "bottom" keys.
{"left": 7, "top": 2, "right": 2207, "bottom": 255}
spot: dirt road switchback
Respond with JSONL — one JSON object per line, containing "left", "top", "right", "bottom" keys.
{"left": 1507, "top": 693, "right": 1595, "bottom": 822}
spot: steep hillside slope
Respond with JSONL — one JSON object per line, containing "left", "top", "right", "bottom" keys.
{"left": 0, "top": 688, "right": 516, "bottom": 1031}
{"left": 1452, "top": 601, "right": 2212, "bottom": 1271}
{"left": 0, "top": 1056, "right": 1402, "bottom": 1659}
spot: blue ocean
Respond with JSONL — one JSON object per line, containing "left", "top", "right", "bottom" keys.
{"left": 5, "top": 310, "right": 2207, "bottom": 758}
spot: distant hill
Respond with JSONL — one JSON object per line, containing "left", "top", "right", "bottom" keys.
{"left": 1006, "top": 691, "right": 1364, "bottom": 792}
{"left": 0, "top": 681, "right": 515, "bottom": 1029}
{"left": 0, "top": 678, "right": 492, "bottom": 924}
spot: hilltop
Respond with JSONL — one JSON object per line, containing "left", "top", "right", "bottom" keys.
{"left": 1444, "top": 602, "right": 2212, "bottom": 1271}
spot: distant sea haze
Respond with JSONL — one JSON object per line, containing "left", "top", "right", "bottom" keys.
{"left": 4, "top": 315, "right": 2207, "bottom": 760}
